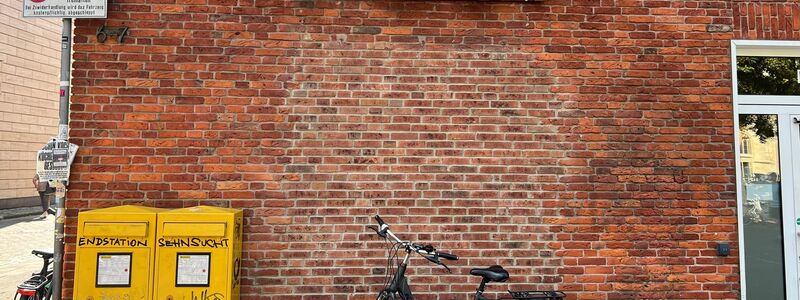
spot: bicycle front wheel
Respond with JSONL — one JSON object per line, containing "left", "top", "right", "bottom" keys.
{"left": 377, "top": 290, "right": 398, "bottom": 300}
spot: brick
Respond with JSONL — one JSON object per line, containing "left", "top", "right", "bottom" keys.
{"left": 60, "top": 0, "right": 755, "bottom": 299}
{"left": 0, "top": 13, "right": 61, "bottom": 203}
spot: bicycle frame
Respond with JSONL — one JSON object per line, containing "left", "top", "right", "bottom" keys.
{"left": 474, "top": 278, "right": 491, "bottom": 300}
{"left": 380, "top": 248, "right": 414, "bottom": 300}
{"left": 378, "top": 228, "right": 415, "bottom": 300}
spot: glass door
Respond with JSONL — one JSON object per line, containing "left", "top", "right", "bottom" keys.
{"left": 739, "top": 114, "right": 786, "bottom": 300}
{"left": 737, "top": 111, "right": 800, "bottom": 300}
{"left": 733, "top": 40, "right": 800, "bottom": 300}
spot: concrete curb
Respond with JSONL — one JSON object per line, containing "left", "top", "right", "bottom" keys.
{"left": 0, "top": 206, "right": 42, "bottom": 220}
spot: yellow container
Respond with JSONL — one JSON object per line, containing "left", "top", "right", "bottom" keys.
{"left": 73, "top": 205, "right": 166, "bottom": 300}
{"left": 154, "top": 206, "right": 243, "bottom": 300}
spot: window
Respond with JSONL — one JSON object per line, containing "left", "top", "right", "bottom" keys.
{"left": 741, "top": 136, "right": 752, "bottom": 154}
{"left": 738, "top": 56, "right": 800, "bottom": 96}
{"left": 742, "top": 162, "right": 752, "bottom": 181}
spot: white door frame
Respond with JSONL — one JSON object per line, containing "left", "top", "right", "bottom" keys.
{"left": 732, "top": 40, "right": 800, "bottom": 300}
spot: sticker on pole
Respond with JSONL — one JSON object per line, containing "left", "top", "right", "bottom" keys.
{"left": 23, "top": 0, "right": 107, "bottom": 18}
{"left": 36, "top": 139, "right": 78, "bottom": 182}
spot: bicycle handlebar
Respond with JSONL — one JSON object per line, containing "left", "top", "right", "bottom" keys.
{"left": 438, "top": 252, "right": 458, "bottom": 260}
{"left": 375, "top": 215, "right": 385, "bottom": 226}
{"left": 371, "top": 215, "right": 459, "bottom": 267}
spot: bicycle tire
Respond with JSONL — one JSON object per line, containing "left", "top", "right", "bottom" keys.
{"left": 378, "top": 291, "right": 411, "bottom": 300}
{"left": 377, "top": 291, "right": 394, "bottom": 300}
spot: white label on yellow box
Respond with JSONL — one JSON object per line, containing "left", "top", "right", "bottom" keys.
{"left": 96, "top": 253, "right": 131, "bottom": 286}
{"left": 176, "top": 253, "right": 210, "bottom": 286}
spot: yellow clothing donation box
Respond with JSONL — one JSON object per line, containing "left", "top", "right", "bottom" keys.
{"left": 154, "top": 206, "right": 243, "bottom": 300}
{"left": 74, "top": 205, "right": 166, "bottom": 300}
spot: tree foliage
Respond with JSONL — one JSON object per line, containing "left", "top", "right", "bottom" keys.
{"left": 737, "top": 56, "right": 800, "bottom": 96}
{"left": 737, "top": 57, "right": 798, "bottom": 141}
{"left": 739, "top": 114, "right": 776, "bottom": 143}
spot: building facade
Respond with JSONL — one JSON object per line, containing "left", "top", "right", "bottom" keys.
{"left": 0, "top": 0, "right": 62, "bottom": 209}
{"left": 64, "top": 0, "right": 799, "bottom": 299}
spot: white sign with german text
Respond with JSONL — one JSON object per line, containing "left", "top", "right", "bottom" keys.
{"left": 96, "top": 254, "right": 131, "bottom": 286}
{"left": 23, "top": 0, "right": 107, "bottom": 18}
{"left": 176, "top": 254, "right": 210, "bottom": 286}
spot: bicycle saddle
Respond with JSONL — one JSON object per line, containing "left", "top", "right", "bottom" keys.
{"left": 470, "top": 265, "right": 509, "bottom": 282}
{"left": 32, "top": 249, "right": 53, "bottom": 259}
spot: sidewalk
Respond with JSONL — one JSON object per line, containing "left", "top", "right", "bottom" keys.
{"left": 0, "top": 206, "right": 43, "bottom": 220}
{"left": 0, "top": 212, "right": 54, "bottom": 299}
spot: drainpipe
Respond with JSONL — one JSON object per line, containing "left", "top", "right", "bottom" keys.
{"left": 52, "top": 17, "right": 72, "bottom": 300}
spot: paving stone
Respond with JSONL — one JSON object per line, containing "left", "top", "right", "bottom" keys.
{"left": 0, "top": 215, "right": 54, "bottom": 299}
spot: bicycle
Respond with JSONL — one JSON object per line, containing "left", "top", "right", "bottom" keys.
{"left": 368, "top": 215, "right": 566, "bottom": 300}
{"left": 14, "top": 249, "right": 54, "bottom": 300}
{"left": 15, "top": 206, "right": 56, "bottom": 300}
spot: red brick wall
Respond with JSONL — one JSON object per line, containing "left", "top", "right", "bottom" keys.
{"left": 734, "top": 1, "right": 800, "bottom": 39}
{"left": 67, "top": 1, "right": 739, "bottom": 299}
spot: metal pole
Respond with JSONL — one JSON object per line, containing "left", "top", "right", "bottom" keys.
{"left": 52, "top": 17, "right": 72, "bottom": 300}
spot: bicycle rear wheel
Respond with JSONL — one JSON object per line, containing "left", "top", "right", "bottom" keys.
{"left": 378, "top": 290, "right": 405, "bottom": 300}
{"left": 18, "top": 289, "right": 49, "bottom": 300}
{"left": 16, "top": 294, "right": 31, "bottom": 300}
